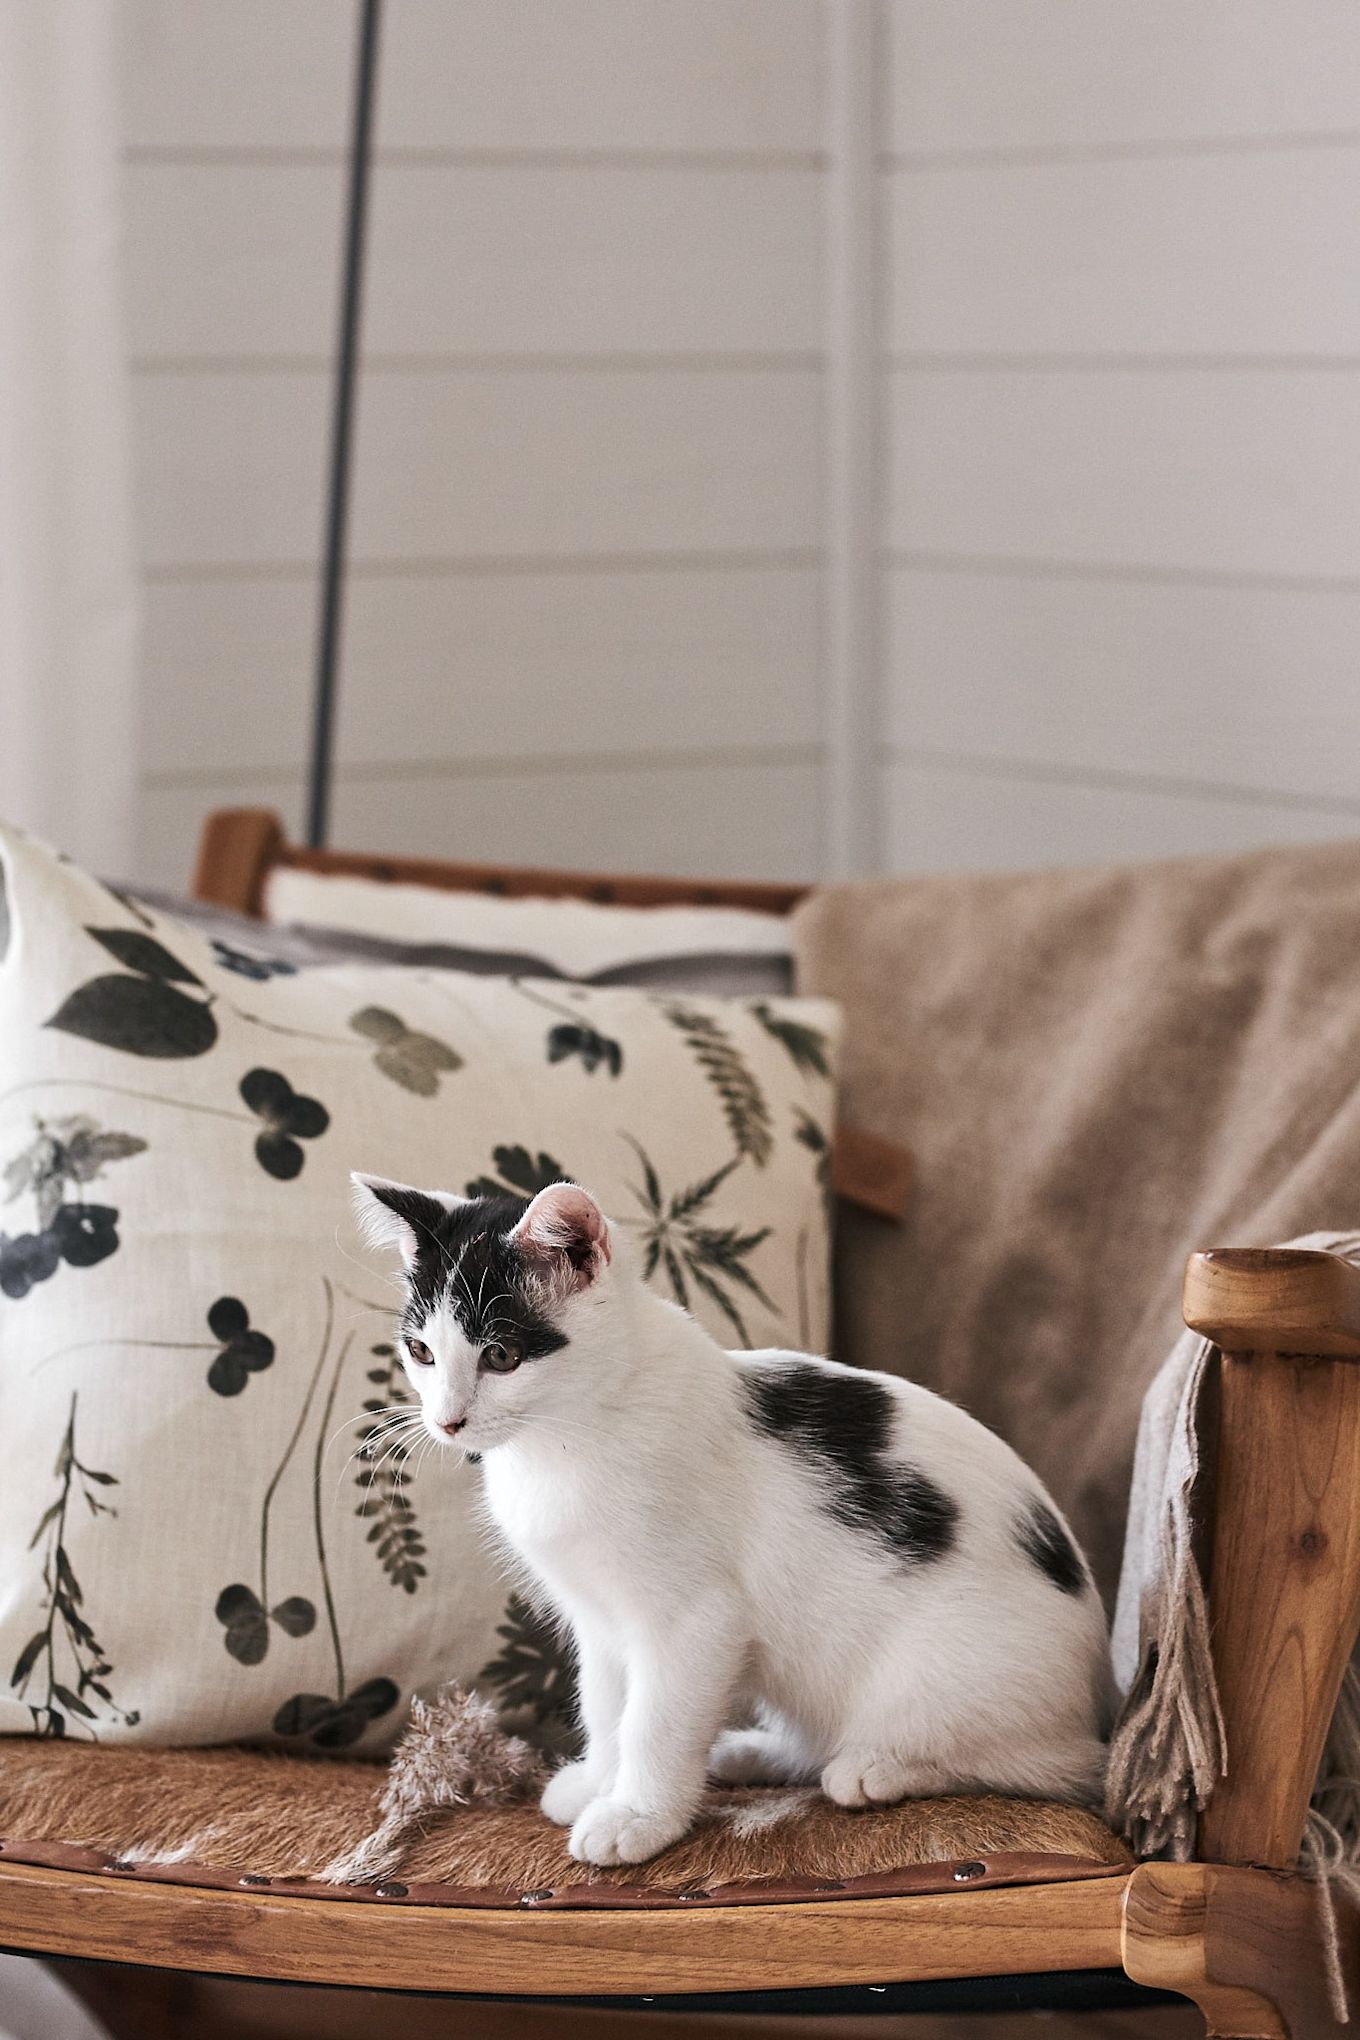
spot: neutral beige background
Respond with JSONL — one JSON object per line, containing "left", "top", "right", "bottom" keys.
{"left": 120, "top": 1, "right": 1360, "bottom": 887}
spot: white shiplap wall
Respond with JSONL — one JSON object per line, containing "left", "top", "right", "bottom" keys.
{"left": 123, "top": 0, "right": 826, "bottom": 886}
{"left": 881, "top": 0, "right": 1360, "bottom": 871}
{"left": 122, "top": 1, "right": 1360, "bottom": 887}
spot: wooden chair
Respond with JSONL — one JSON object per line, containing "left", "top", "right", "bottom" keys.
{"left": 1, "top": 808, "right": 1356, "bottom": 2039}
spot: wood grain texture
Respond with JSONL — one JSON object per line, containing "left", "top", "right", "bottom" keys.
{"left": 1198, "top": 1344, "right": 1360, "bottom": 1868}
{"left": 0, "top": 1859, "right": 1126, "bottom": 1994}
{"left": 1122, "top": 1861, "right": 1358, "bottom": 2040}
{"left": 1184, "top": 1248, "right": 1360, "bottom": 1360}
{"left": 192, "top": 809, "right": 285, "bottom": 916}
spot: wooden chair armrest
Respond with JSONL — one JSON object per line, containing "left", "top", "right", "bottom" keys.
{"left": 1181, "top": 1246, "right": 1360, "bottom": 1870}
{"left": 1183, "top": 1245, "right": 1360, "bottom": 1358}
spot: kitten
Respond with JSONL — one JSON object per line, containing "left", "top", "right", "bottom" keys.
{"left": 353, "top": 1173, "right": 1112, "bottom": 1869}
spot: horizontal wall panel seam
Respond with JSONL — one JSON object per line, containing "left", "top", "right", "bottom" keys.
{"left": 882, "top": 550, "right": 1360, "bottom": 596}
{"left": 880, "top": 131, "right": 1360, "bottom": 172}
{"left": 132, "top": 354, "right": 827, "bottom": 376}
{"left": 124, "top": 144, "right": 829, "bottom": 171}
{"left": 144, "top": 550, "right": 825, "bottom": 584}
{"left": 887, "top": 743, "right": 1360, "bottom": 819}
{"left": 144, "top": 743, "right": 824, "bottom": 790}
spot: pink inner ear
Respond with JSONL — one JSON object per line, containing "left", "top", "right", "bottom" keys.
{"left": 514, "top": 1184, "right": 611, "bottom": 1278}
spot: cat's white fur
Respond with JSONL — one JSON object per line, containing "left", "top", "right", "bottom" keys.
{"left": 354, "top": 1175, "right": 1112, "bottom": 1869}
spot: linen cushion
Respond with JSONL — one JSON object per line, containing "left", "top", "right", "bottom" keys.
{"left": 260, "top": 864, "right": 794, "bottom": 995}
{"left": 0, "top": 823, "right": 837, "bottom": 1751}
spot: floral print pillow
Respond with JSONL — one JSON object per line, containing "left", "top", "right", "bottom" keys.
{"left": 0, "top": 824, "right": 839, "bottom": 1754}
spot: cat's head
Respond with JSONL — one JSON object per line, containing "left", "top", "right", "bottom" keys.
{"left": 351, "top": 1173, "right": 613, "bottom": 1453}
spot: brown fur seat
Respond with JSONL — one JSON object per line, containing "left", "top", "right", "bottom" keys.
{"left": 0, "top": 1739, "right": 1128, "bottom": 1909}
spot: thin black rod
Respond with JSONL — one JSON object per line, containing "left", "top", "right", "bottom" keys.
{"left": 307, "top": 0, "right": 382, "bottom": 849}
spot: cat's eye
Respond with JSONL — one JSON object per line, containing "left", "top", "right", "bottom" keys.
{"left": 406, "top": 1337, "right": 433, "bottom": 1367}
{"left": 481, "top": 1342, "right": 522, "bottom": 1375}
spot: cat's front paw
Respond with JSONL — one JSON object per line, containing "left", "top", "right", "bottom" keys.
{"left": 540, "top": 1760, "right": 602, "bottom": 1828}
{"left": 568, "top": 1796, "right": 688, "bottom": 1867}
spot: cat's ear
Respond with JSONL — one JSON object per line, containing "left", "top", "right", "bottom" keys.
{"left": 510, "top": 1182, "right": 611, "bottom": 1294}
{"left": 351, "top": 1173, "right": 449, "bottom": 1269}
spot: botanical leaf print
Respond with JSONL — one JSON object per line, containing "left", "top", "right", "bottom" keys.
{"left": 661, "top": 1004, "right": 773, "bottom": 1166}
{"left": 478, "top": 1592, "right": 578, "bottom": 1748}
{"left": 206, "top": 1297, "right": 276, "bottom": 1397}
{"left": 273, "top": 1296, "right": 401, "bottom": 1751}
{"left": 1, "top": 1205, "right": 122, "bottom": 1299}
{"left": 213, "top": 1287, "right": 326, "bottom": 1666}
{"left": 465, "top": 1145, "right": 568, "bottom": 1202}
{"left": 623, "top": 1138, "right": 776, "bottom": 1349}
{"left": 513, "top": 980, "right": 623, "bottom": 1078}
{"left": 214, "top": 1584, "right": 315, "bottom": 1666}
{"left": 547, "top": 1023, "right": 622, "bottom": 1076}
{"left": 349, "top": 1007, "right": 462, "bottom": 1097}
{"left": 272, "top": 1678, "right": 400, "bottom": 1752}
{"left": 10, "top": 1396, "right": 139, "bottom": 1738}
{"left": 46, "top": 926, "right": 218, "bottom": 1058}
{"left": 4, "top": 1115, "right": 146, "bottom": 1230}
{"left": 794, "top": 1108, "right": 832, "bottom": 1211}
{"left": 239, "top": 1067, "right": 329, "bottom": 1179}
{"left": 753, "top": 1004, "right": 832, "bottom": 1080}
{"left": 354, "top": 1343, "right": 426, "bottom": 1593}
{"left": 0, "top": 1229, "right": 61, "bottom": 1300}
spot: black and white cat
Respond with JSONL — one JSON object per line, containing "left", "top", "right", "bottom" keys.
{"left": 353, "top": 1173, "right": 1112, "bottom": 1869}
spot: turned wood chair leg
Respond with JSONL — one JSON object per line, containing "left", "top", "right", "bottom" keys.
{"left": 1123, "top": 1863, "right": 1359, "bottom": 2040}
{"left": 1198, "top": 1350, "right": 1360, "bottom": 1871}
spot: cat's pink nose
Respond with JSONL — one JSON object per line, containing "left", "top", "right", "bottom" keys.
{"left": 440, "top": 1417, "right": 466, "bottom": 1438}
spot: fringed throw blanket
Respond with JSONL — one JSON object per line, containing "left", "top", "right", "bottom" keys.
{"left": 1106, "top": 1231, "right": 1360, "bottom": 2015}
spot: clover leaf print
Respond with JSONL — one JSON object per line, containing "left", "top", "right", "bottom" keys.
{"left": 272, "top": 1679, "right": 400, "bottom": 1752}
{"left": 464, "top": 1144, "right": 569, "bottom": 1202}
{"left": 349, "top": 1008, "right": 462, "bottom": 1097}
{"left": 214, "top": 1583, "right": 315, "bottom": 1666}
{"left": 46, "top": 926, "right": 218, "bottom": 1059}
{"left": 207, "top": 1297, "right": 276, "bottom": 1396}
{"left": 272, "top": 1292, "right": 401, "bottom": 1751}
{"left": 239, "top": 1068, "right": 329, "bottom": 1179}
{"left": 0, "top": 1229, "right": 61, "bottom": 1300}
{"left": 212, "top": 1289, "right": 330, "bottom": 1671}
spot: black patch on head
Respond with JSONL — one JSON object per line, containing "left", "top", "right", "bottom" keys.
{"left": 741, "top": 1362, "right": 958, "bottom": 1566}
{"left": 377, "top": 1186, "right": 570, "bottom": 1362}
{"left": 1016, "top": 1499, "right": 1087, "bottom": 1596}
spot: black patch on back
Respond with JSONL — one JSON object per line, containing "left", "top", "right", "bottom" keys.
{"left": 379, "top": 1186, "right": 569, "bottom": 1360}
{"left": 1015, "top": 1499, "right": 1087, "bottom": 1596}
{"left": 741, "top": 1362, "right": 958, "bottom": 1565}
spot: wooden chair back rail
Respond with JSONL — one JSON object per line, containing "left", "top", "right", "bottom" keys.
{"left": 1184, "top": 1249, "right": 1360, "bottom": 1870}
{"left": 193, "top": 809, "right": 809, "bottom": 920}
